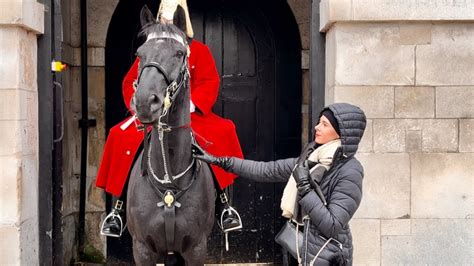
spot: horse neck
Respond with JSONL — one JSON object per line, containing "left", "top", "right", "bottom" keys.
{"left": 150, "top": 82, "right": 192, "bottom": 185}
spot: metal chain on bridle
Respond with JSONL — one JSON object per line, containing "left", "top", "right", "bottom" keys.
{"left": 136, "top": 32, "right": 195, "bottom": 188}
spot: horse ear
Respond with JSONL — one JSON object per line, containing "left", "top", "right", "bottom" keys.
{"left": 140, "top": 5, "right": 156, "bottom": 29}
{"left": 173, "top": 5, "right": 187, "bottom": 34}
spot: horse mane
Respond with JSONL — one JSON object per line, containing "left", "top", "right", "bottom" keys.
{"left": 139, "top": 23, "right": 187, "bottom": 43}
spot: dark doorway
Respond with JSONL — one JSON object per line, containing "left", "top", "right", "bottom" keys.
{"left": 105, "top": 0, "right": 301, "bottom": 263}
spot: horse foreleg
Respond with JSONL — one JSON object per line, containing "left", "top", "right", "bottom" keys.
{"left": 181, "top": 235, "right": 207, "bottom": 266}
{"left": 132, "top": 239, "right": 160, "bottom": 266}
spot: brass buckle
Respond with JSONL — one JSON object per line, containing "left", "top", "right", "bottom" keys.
{"left": 114, "top": 200, "right": 124, "bottom": 210}
{"left": 220, "top": 193, "right": 228, "bottom": 204}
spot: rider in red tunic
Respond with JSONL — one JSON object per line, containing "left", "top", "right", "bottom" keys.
{"left": 96, "top": 0, "right": 244, "bottom": 237}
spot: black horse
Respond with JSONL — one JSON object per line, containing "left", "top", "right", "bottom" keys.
{"left": 127, "top": 6, "right": 215, "bottom": 265}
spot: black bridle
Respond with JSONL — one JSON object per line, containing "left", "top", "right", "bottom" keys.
{"left": 135, "top": 36, "right": 197, "bottom": 252}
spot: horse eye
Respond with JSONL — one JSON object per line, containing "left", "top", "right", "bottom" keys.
{"left": 176, "top": 50, "right": 184, "bottom": 57}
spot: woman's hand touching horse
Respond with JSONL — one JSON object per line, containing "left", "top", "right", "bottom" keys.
{"left": 192, "top": 143, "right": 233, "bottom": 171}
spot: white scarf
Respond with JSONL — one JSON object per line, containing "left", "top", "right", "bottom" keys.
{"left": 280, "top": 139, "right": 341, "bottom": 220}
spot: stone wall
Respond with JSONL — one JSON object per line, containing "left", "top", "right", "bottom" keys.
{"left": 321, "top": 1, "right": 474, "bottom": 264}
{"left": 0, "top": 1, "right": 44, "bottom": 265}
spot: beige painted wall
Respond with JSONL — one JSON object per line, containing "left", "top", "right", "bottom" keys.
{"left": 321, "top": 1, "right": 474, "bottom": 264}
{"left": 0, "top": 1, "right": 43, "bottom": 265}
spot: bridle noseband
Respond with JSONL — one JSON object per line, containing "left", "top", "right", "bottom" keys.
{"left": 135, "top": 33, "right": 194, "bottom": 187}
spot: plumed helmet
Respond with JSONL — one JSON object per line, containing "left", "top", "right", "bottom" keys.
{"left": 157, "top": 0, "right": 194, "bottom": 38}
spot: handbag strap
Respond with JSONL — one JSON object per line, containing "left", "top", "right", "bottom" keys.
{"left": 310, "top": 237, "right": 333, "bottom": 266}
{"left": 295, "top": 223, "right": 302, "bottom": 264}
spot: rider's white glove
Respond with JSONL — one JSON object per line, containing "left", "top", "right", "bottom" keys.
{"left": 190, "top": 100, "right": 195, "bottom": 113}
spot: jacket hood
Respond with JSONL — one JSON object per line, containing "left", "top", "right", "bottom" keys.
{"left": 320, "top": 103, "right": 366, "bottom": 158}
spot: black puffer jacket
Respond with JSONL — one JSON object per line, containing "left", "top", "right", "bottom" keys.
{"left": 227, "top": 103, "right": 366, "bottom": 265}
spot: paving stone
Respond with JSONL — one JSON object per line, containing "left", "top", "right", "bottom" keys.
{"left": 358, "top": 119, "right": 373, "bottom": 153}
{"left": 405, "top": 130, "right": 422, "bottom": 153}
{"left": 399, "top": 23, "right": 432, "bottom": 45}
{"left": 420, "top": 119, "right": 458, "bottom": 152}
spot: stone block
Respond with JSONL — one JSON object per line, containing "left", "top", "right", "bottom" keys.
{"left": 19, "top": 31, "right": 38, "bottom": 91}
{"left": 85, "top": 212, "right": 106, "bottom": 261}
{"left": 436, "top": 87, "right": 474, "bottom": 118}
{"left": 350, "top": 219, "right": 381, "bottom": 265}
{"left": 0, "top": 89, "right": 26, "bottom": 120}
{"left": 325, "top": 28, "right": 336, "bottom": 89}
{"left": 298, "top": 22, "right": 310, "bottom": 50}
{"left": 0, "top": 156, "right": 20, "bottom": 222}
{"left": 411, "top": 153, "right": 474, "bottom": 219}
{"left": 333, "top": 24, "right": 415, "bottom": 86}
{"left": 319, "top": 0, "right": 352, "bottom": 32}
{"left": 399, "top": 23, "right": 431, "bottom": 45}
{"left": 334, "top": 86, "right": 394, "bottom": 118}
{"left": 460, "top": 119, "right": 474, "bottom": 152}
{"left": 88, "top": 0, "right": 119, "bottom": 47}
{"left": 381, "top": 219, "right": 411, "bottom": 236}
{"left": 288, "top": 0, "right": 311, "bottom": 24}
{"left": 89, "top": 48, "right": 105, "bottom": 66}
{"left": 395, "top": 86, "right": 435, "bottom": 118}
{"left": 62, "top": 214, "right": 79, "bottom": 265}
{"left": 405, "top": 130, "right": 421, "bottom": 153}
{"left": 20, "top": 155, "right": 38, "bottom": 221}
{"left": 382, "top": 219, "right": 473, "bottom": 265}
{"left": 61, "top": 0, "right": 72, "bottom": 44}
{"left": 373, "top": 119, "right": 418, "bottom": 152}
{"left": 352, "top": 0, "right": 474, "bottom": 21}
{"left": 19, "top": 215, "right": 39, "bottom": 265}
{"left": 62, "top": 172, "right": 81, "bottom": 217}
{"left": 69, "top": 0, "right": 81, "bottom": 47}
{"left": 0, "top": 120, "right": 22, "bottom": 156}
{"left": 301, "top": 111, "right": 309, "bottom": 145}
{"left": 0, "top": 1, "right": 44, "bottom": 33}
{"left": 23, "top": 92, "right": 38, "bottom": 156}
{"left": 373, "top": 119, "right": 457, "bottom": 152}
{"left": 355, "top": 153, "right": 411, "bottom": 219}
{"left": 0, "top": 27, "right": 21, "bottom": 89}
{"left": 0, "top": 226, "right": 20, "bottom": 265}
{"left": 72, "top": 47, "right": 105, "bottom": 67}
{"left": 358, "top": 119, "right": 373, "bottom": 153}
{"left": 88, "top": 67, "right": 105, "bottom": 102}
{"left": 302, "top": 70, "right": 310, "bottom": 105}
{"left": 420, "top": 119, "right": 458, "bottom": 152}
{"left": 301, "top": 50, "right": 309, "bottom": 70}
{"left": 417, "top": 24, "right": 474, "bottom": 86}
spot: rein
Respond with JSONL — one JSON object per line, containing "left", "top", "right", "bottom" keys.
{"left": 135, "top": 34, "right": 196, "bottom": 252}
{"left": 137, "top": 42, "right": 193, "bottom": 186}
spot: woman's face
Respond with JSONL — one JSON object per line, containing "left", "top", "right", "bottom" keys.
{"left": 314, "top": 115, "right": 340, "bottom": 144}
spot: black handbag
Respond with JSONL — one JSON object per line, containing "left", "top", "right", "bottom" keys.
{"left": 275, "top": 221, "right": 304, "bottom": 260}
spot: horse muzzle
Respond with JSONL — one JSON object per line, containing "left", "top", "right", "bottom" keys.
{"left": 132, "top": 94, "right": 163, "bottom": 124}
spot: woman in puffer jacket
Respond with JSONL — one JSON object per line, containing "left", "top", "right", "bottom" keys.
{"left": 193, "top": 103, "right": 366, "bottom": 265}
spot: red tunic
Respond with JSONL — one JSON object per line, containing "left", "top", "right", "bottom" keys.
{"left": 96, "top": 40, "right": 243, "bottom": 197}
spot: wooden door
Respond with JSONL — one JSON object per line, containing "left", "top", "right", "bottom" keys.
{"left": 105, "top": 0, "right": 301, "bottom": 263}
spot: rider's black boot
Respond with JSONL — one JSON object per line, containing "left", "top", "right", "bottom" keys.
{"left": 100, "top": 200, "right": 124, "bottom": 237}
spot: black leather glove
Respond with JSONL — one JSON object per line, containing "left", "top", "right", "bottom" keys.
{"left": 293, "top": 161, "right": 312, "bottom": 198}
{"left": 192, "top": 143, "right": 233, "bottom": 171}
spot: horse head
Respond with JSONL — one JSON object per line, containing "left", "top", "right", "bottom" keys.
{"left": 132, "top": 5, "right": 189, "bottom": 125}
